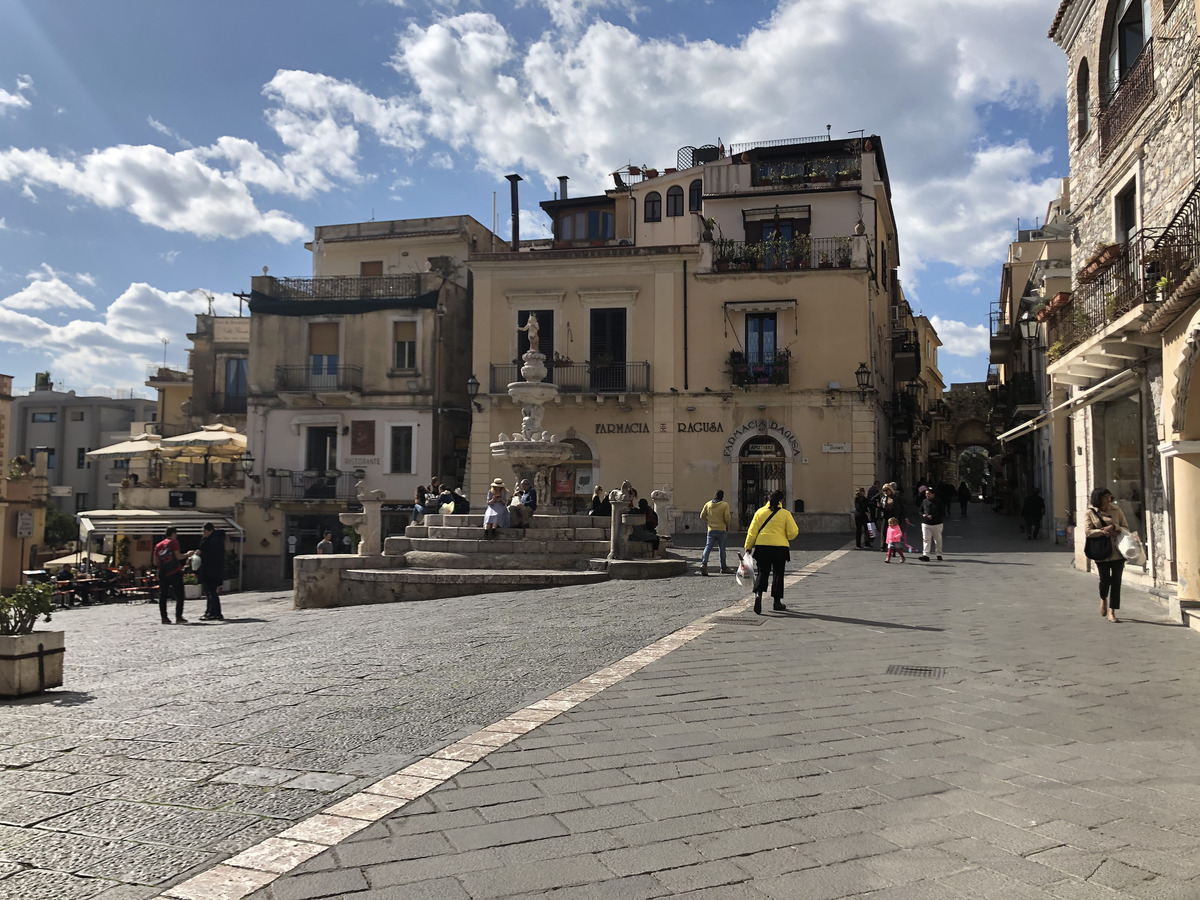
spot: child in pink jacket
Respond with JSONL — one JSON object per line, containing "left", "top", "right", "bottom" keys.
{"left": 884, "top": 517, "right": 906, "bottom": 563}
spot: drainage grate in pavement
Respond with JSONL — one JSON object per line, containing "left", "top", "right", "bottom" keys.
{"left": 711, "top": 616, "right": 766, "bottom": 626}
{"left": 887, "top": 665, "right": 947, "bottom": 678}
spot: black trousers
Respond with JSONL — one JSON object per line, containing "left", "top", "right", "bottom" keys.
{"left": 1024, "top": 517, "right": 1041, "bottom": 539}
{"left": 753, "top": 545, "right": 789, "bottom": 600}
{"left": 855, "top": 515, "right": 871, "bottom": 547}
{"left": 159, "top": 572, "right": 185, "bottom": 621}
{"left": 1097, "top": 559, "right": 1125, "bottom": 609}
{"left": 202, "top": 578, "right": 223, "bottom": 618}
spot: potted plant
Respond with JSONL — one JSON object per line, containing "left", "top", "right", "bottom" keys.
{"left": 790, "top": 234, "right": 812, "bottom": 268}
{"left": 713, "top": 237, "right": 736, "bottom": 272}
{"left": 726, "top": 350, "right": 749, "bottom": 384}
{"left": 818, "top": 250, "right": 834, "bottom": 269}
{"left": 1, "top": 583, "right": 63, "bottom": 696}
{"left": 183, "top": 572, "right": 202, "bottom": 600}
{"left": 835, "top": 237, "right": 853, "bottom": 267}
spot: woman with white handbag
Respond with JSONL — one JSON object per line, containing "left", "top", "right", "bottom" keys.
{"left": 1083, "top": 488, "right": 1131, "bottom": 623}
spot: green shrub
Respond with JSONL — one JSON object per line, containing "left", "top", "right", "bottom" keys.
{"left": 1, "top": 583, "right": 54, "bottom": 636}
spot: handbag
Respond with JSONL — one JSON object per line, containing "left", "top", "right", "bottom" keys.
{"left": 1083, "top": 508, "right": 1112, "bottom": 561}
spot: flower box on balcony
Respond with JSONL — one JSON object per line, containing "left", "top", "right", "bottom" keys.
{"left": 1077, "top": 244, "right": 1121, "bottom": 283}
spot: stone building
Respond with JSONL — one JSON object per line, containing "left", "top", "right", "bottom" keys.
{"left": 1048, "top": 0, "right": 1199, "bottom": 596}
{"left": 467, "top": 134, "right": 943, "bottom": 530}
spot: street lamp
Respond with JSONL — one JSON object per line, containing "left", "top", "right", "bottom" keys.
{"left": 1018, "top": 312, "right": 1040, "bottom": 347}
{"left": 854, "top": 362, "right": 873, "bottom": 401}
{"left": 466, "top": 374, "right": 483, "bottom": 412}
{"left": 239, "top": 451, "right": 259, "bottom": 482}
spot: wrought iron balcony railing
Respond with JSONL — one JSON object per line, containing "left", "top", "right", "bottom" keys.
{"left": 1148, "top": 178, "right": 1200, "bottom": 304}
{"left": 713, "top": 236, "right": 854, "bottom": 272}
{"left": 275, "top": 365, "right": 363, "bottom": 392}
{"left": 258, "top": 275, "right": 422, "bottom": 302}
{"left": 219, "top": 395, "right": 247, "bottom": 415}
{"left": 1099, "top": 41, "right": 1155, "bottom": 158}
{"left": 1046, "top": 228, "right": 1160, "bottom": 357}
{"left": 265, "top": 471, "right": 359, "bottom": 502}
{"left": 727, "top": 350, "right": 791, "bottom": 387}
{"left": 489, "top": 361, "right": 651, "bottom": 394}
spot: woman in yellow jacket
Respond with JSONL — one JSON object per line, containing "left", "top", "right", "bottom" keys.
{"left": 743, "top": 489, "right": 800, "bottom": 614}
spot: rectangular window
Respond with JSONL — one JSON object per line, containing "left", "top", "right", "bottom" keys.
{"left": 70, "top": 411, "right": 85, "bottom": 422}
{"left": 746, "top": 314, "right": 777, "bottom": 364}
{"left": 589, "top": 308, "right": 628, "bottom": 391}
{"left": 31, "top": 412, "right": 56, "bottom": 423}
{"left": 360, "top": 260, "right": 383, "bottom": 276}
{"left": 390, "top": 425, "right": 414, "bottom": 474}
{"left": 394, "top": 321, "right": 417, "bottom": 369}
{"left": 113, "top": 458, "right": 129, "bottom": 470}
{"left": 225, "top": 358, "right": 248, "bottom": 397}
{"left": 31, "top": 447, "right": 56, "bottom": 469}
{"left": 77, "top": 447, "right": 86, "bottom": 469}
{"left": 309, "top": 322, "right": 339, "bottom": 384}
{"left": 559, "top": 211, "right": 614, "bottom": 241}
{"left": 75, "top": 492, "right": 88, "bottom": 512}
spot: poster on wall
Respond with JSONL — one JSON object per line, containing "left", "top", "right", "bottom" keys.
{"left": 574, "top": 468, "right": 594, "bottom": 495}
{"left": 553, "top": 467, "right": 576, "bottom": 495}
{"left": 351, "top": 421, "right": 375, "bottom": 456}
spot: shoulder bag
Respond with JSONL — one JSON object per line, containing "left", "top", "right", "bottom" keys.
{"left": 1082, "top": 507, "right": 1113, "bottom": 561}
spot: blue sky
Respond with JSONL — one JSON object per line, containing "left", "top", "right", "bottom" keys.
{"left": 1, "top": 0, "right": 1067, "bottom": 397}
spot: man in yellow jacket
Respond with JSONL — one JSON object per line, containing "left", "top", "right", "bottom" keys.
{"left": 743, "top": 489, "right": 799, "bottom": 614}
{"left": 699, "top": 489, "right": 732, "bottom": 576}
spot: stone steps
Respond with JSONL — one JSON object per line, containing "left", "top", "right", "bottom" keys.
{"left": 400, "top": 537, "right": 611, "bottom": 555}
{"left": 423, "top": 513, "right": 609, "bottom": 530}
{"left": 404, "top": 551, "right": 601, "bottom": 572}
{"left": 334, "top": 567, "right": 609, "bottom": 605}
{"left": 411, "top": 525, "right": 607, "bottom": 541}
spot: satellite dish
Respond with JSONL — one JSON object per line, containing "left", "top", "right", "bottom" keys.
{"left": 262, "top": 266, "right": 269, "bottom": 275}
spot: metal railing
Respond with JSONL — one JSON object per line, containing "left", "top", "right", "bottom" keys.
{"left": 265, "top": 471, "right": 359, "bottom": 502}
{"left": 258, "top": 275, "right": 422, "bottom": 301}
{"left": 713, "top": 236, "right": 855, "bottom": 271}
{"left": 489, "top": 361, "right": 651, "bottom": 394}
{"left": 275, "top": 365, "right": 363, "bottom": 392}
{"left": 1148, "top": 179, "right": 1200, "bottom": 301}
{"left": 1047, "top": 228, "right": 1160, "bottom": 355}
{"left": 728, "top": 350, "right": 791, "bottom": 387}
{"left": 751, "top": 155, "right": 860, "bottom": 188}
{"left": 729, "top": 135, "right": 832, "bottom": 154}
{"left": 1099, "top": 41, "right": 1155, "bottom": 158}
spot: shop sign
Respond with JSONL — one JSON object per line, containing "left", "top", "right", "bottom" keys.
{"left": 381, "top": 503, "right": 413, "bottom": 513}
{"left": 168, "top": 490, "right": 197, "bottom": 508}
{"left": 723, "top": 419, "right": 801, "bottom": 459}
{"left": 676, "top": 422, "right": 725, "bottom": 433}
{"left": 594, "top": 423, "right": 650, "bottom": 434}
{"left": 16, "top": 510, "right": 34, "bottom": 539}
{"left": 822, "top": 443, "right": 852, "bottom": 454}
{"left": 343, "top": 456, "right": 381, "bottom": 466}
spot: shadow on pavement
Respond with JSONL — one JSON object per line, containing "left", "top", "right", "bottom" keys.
{"left": 9, "top": 690, "right": 95, "bottom": 707}
{"left": 775, "top": 610, "right": 944, "bottom": 632}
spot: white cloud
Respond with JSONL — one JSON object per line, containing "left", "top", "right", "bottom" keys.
{"left": 161, "top": 250, "right": 182, "bottom": 264}
{"left": 430, "top": 151, "right": 454, "bottom": 169}
{"left": 0, "top": 282, "right": 243, "bottom": 393}
{"left": 0, "top": 74, "right": 33, "bottom": 114}
{"left": 517, "top": 0, "right": 643, "bottom": 32}
{"left": 947, "top": 271, "right": 982, "bottom": 288}
{"left": 930, "top": 316, "right": 989, "bottom": 358}
{"left": 0, "top": 265, "right": 95, "bottom": 312}
{"left": 147, "top": 116, "right": 194, "bottom": 149}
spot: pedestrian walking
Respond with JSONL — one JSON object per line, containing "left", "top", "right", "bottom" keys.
{"left": 1084, "top": 487, "right": 1129, "bottom": 623}
{"left": 316, "top": 530, "right": 334, "bottom": 554}
{"left": 879, "top": 483, "right": 910, "bottom": 552}
{"left": 884, "top": 517, "right": 906, "bottom": 563}
{"left": 918, "top": 487, "right": 945, "bottom": 561}
{"left": 154, "top": 526, "right": 188, "bottom": 625}
{"left": 699, "top": 489, "right": 732, "bottom": 575}
{"left": 483, "top": 478, "right": 510, "bottom": 538}
{"left": 743, "top": 489, "right": 799, "bottom": 615}
{"left": 196, "top": 522, "right": 225, "bottom": 621}
{"left": 958, "top": 481, "right": 971, "bottom": 516}
{"left": 1021, "top": 487, "right": 1046, "bottom": 540}
{"left": 853, "top": 487, "right": 872, "bottom": 549}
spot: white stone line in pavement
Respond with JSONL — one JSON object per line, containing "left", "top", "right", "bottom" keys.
{"left": 157, "top": 544, "right": 850, "bottom": 900}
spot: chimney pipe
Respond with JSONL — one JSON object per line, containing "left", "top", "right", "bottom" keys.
{"left": 558, "top": 176, "right": 569, "bottom": 200}
{"left": 505, "top": 174, "right": 523, "bottom": 252}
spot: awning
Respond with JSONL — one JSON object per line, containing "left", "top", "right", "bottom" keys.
{"left": 77, "top": 510, "right": 243, "bottom": 540}
{"left": 723, "top": 299, "right": 797, "bottom": 313}
{"left": 998, "top": 369, "right": 1139, "bottom": 443}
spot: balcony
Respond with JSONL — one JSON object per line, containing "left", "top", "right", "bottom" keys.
{"left": 256, "top": 275, "right": 422, "bottom": 302}
{"left": 928, "top": 440, "right": 953, "bottom": 460}
{"left": 265, "top": 471, "right": 359, "bottom": 502}
{"left": 750, "top": 155, "right": 861, "bottom": 190}
{"left": 489, "top": 361, "right": 651, "bottom": 394}
{"left": 727, "top": 350, "right": 791, "bottom": 387}
{"left": 989, "top": 302, "right": 1012, "bottom": 364}
{"left": 1099, "top": 41, "right": 1155, "bottom": 159}
{"left": 219, "top": 394, "right": 247, "bottom": 415}
{"left": 1046, "top": 229, "right": 1159, "bottom": 359}
{"left": 275, "top": 365, "right": 363, "bottom": 393}
{"left": 713, "top": 236, "right": 855, "bottom": 272}
{"left": 1144, "top": 179, "right": 1200, "bottom": 332}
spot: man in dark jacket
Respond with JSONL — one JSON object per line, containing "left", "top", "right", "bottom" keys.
{"left": 1021, "top": 487, "right": 1047, "bottom": 540}
{"left": 918, "top": 487, "right": 946, "bottom": 561}
{"left": 197, "top": 522, "right": 226, "bottom": 621}
{"left": 510, "top": 478, "right": 537, "bottom": 527}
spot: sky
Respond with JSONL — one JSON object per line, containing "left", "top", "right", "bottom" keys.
{"left": 0, "top": 0, "right": 1068, "bottom": 398}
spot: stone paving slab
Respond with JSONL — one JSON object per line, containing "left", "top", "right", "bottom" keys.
{"left": 238, "top": 511, "right": 1200, "bottom": 899}
{"left": 0, "top": 534, "right": 842, "bottom": 897}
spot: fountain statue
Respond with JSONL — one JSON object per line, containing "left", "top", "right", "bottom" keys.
{"left": 490, "top": 313, "right": 573, "bottom": 501}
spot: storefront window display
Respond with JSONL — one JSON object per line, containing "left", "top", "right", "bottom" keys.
{"left": 552, "top": 439, "right": 595, "bottom": 513}
{"left": 1099, "top": 393, "right": 1145, "bottom": 533}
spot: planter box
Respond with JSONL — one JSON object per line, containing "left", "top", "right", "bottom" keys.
{"left": 1, "top": 632, "right": 65, "bottom": 696}
{"left": 184, "top": 584, "right": 202, "bottom": 600}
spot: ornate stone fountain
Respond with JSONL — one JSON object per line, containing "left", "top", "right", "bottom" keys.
{"left": 489, "top": 313, "right": 573, "bottom": 502}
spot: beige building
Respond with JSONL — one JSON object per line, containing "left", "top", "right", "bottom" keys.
{"left": 240, "top": 216, "right": 492, "bottom": 588}
{"left": 1049, "top": 0, "right": 1199, "bottom": 600}
{"left": 467, "top": 135, "right": 933, "bottom": 530}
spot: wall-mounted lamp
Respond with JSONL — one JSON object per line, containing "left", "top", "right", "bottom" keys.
{"left": 854, "top": 362, "right": 873, "bottom": 401}
{"left": 239, "top": 451, "right": 260, "bottom": 482}
{"left": 341, "top": 426, "right": 349, "bottom": 436}
{"left": 686, "top": 406, "right": 696, "bottom": 412}
{"left": 1018, "top": 312, "right": 1040, "bottom": 347}
{"left": 466, "top": 374, "right": 483, "bottom": 413}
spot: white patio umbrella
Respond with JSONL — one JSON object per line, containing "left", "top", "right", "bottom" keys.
{"left": 160, "top": 425, "right": 248, "bottom": 486}
{"left": 85, "top": 433, "right": 163, "bottom": 460}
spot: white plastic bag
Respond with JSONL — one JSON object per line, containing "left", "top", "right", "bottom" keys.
{"left": 1118, "top": 529, "right": 1146, "bottom": 566}
{"left": 190, "top": 552, "right": 202, "bottom": 572}
{"left": 866, "top": 522, "right": 876, "bottom": 538}
{"left": 735, "top": 550, "right": 758, "bottom": 588}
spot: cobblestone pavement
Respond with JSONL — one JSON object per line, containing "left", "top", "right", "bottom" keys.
{"left": 0, "top": 537, "right": 843, "bottom": 899}
{"left": 239, "top": 510, "right": 1200, "bottom": 900}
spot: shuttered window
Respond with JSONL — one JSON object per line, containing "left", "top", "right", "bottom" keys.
{"left": 360, "top": 260, "right": 383, "bottom": 276}
{"left": 394, "top": 321, "right": 417, "bottom": 369}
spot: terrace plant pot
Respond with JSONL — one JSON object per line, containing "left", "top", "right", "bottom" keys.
{"left": 0, "top": 632, "right": 65, "bottom": 696}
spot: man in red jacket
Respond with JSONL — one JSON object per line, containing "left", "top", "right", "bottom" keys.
{"left": 154, "top": 526, "right": 189, "bottom": 625}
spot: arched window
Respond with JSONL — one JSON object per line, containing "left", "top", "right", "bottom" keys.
{"left": 665, "top": 186, "right": 684, "bottom": 217}
{"left": 688, "top": 179, "right": 703, "bottom": 211}
{"left": 644, "top": 191, "right": 662, "bottom": 222}
{"left": 1077, "top": 59, "right": 1091, "bottom": 138}
{"left": 1104, "top": 0, "right": 1150, "bottom": 100}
